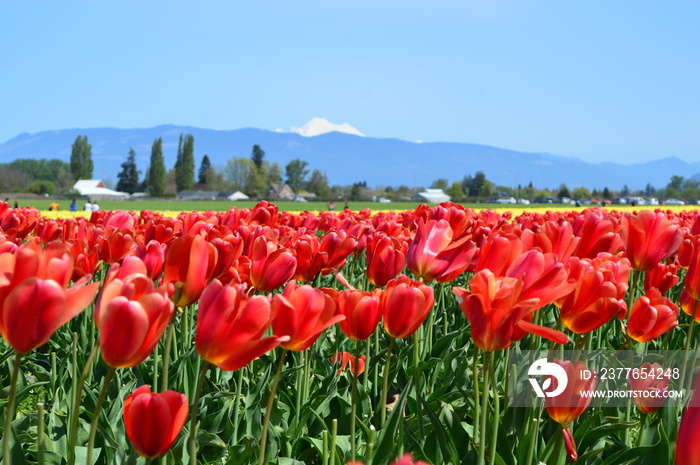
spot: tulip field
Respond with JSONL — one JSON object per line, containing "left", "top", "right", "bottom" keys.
{"left": 3, "top": 200, "right": 700, "bottom": 465}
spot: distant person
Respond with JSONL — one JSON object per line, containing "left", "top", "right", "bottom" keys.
{"left": 84, "top": 201, "right": 93, "bottom": 211}
{"left": 91, "top": 202, "right": 100, "bottom": 212}
{"left": 49, "top": 201, "right": 60, "bottom": 211}
{"left": 344, "top": 202, "right": 349, "bottom": 210}
{"left": 13, "top": 201, "right": 18, "bottom": 209}
{"left": 70, "top": 199, "right": 77, "bottom": 212}
{"left": 327, "top": 201, "right": 336, "bottom": 211}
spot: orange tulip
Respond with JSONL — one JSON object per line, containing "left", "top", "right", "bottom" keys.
{"left": 95, "top": 257, "right": 175, "bottom": 368}
{"left": 684, "top": 237, "right": 700, "bottom": 301}
{"left": 557, "top": 254, "right": 629, "bottom": 334}
{"left": 330, "top": 352, "right": 366, "bottom": 376}
{"left": 381, "top": 275, "right": 434, "bottom": 339}
{"left": 123, "top": 385, "right": 188, "bottom": 458}
{"left": 545, "top": 360, "right": 596, "bottom": 425}
{"left": 271, "top": 281, "right": 344, "bottom": 351}
{"left": 627, "top": 289, "right": 678, "bottom": 343}
{"left": 195, "top": 280, "right": 288, "bottom": 370}
{"left": 627, "top": 362, "right": 670, "bottom": 414}
{"left": 453, "top": 270, "right": 568, "bottom": 352}
{"left": 0, "top": 239, "right": 99, "bottom": 354}
{"left": 406, "top": 219, "right": 477, "bottom": 283}
{"left": 163, "top": 234, "right": 213, "bottom": 306}
{"left": 335, "top": 288, "right": 383, "bottom": 341}
{"left": 677, "top": 372, "right": 700, "bottom": 465}
{"left": 620, "top": 210, "right": 683, "bottom": 272}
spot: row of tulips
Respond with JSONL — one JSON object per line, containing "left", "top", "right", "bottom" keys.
{"left": 1, "top": 200, "right": 700, "bottom": 464}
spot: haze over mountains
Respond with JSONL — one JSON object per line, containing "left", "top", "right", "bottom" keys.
{"left": 0, "top": 119, "right": 695, "bottom": 191}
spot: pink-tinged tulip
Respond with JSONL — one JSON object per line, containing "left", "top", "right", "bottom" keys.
{"left": 248, "top": 235, "right": 297, "bottom": 292}
{"left": 335, "top": 289, "right": 383, "bottom": 341}
{"left": 163, "top": 234, "right": 212, "bottom": 306}
{"left": 562, "top": 427, "right": 578, "bottom": 463}
{"left": 207, "top": 236, "right": 243, "bottom": 281}
{"left": 627, "top": 362, "right": 670, "bottom": 414}
{"left": 134, "top": 240, "right": 167, "bottom": 280}
{"left": 196, "top": 280, "right": 288, "bottom": 371}
{"left": 406, "top": 219, "right": 477, "bottom": 283}
{"left": 271, "top": 281, "right": 344, "bottom": 351}
{"left": 123, "top": 385, "right": 188, "bottom": 458}
{"left": 521, "top": 221, "right": 580, "bottom": 263}
{"left": 330, "top": 352, "right": 366, "bottom": 376}
{"left": 0, "top": 239, "right": 100, "bottom": 354}
{"left": 621, "top": 210, "right": 683, "bottom": 272}
{"left": 627, "top": 289, "right": 678, "bottom": 343}
{"left": 381, "top": 275, "right": 435, "bottom": 339}
{"left": 644, "top": 261, "right": 680, "bottom": 294}
{"left": 557, "top": 254, "right": 630, "bottom": 334}
{"left": 546, "top": 360, "right": 597, "bottom": 425}
{"left": 454, "top": 270, "right": 569, "bottom": 352}
{"left": 677, "top": 372, "right": 700, "bottom": 465}
{"left": 95, "top": 258, "right": 175, "bottom": 368}
{"left": 365, "top": 233, "right": 407, "bottom": 287}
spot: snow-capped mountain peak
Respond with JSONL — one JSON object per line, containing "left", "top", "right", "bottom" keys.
{"left": 290, "top": 118, "right": 365, "bottom": 137}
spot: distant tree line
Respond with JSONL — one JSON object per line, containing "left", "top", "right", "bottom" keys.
{"left": 5, "top": 134, "right": 700, "bottom": 203}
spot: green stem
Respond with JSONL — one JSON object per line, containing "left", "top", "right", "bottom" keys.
{"left": 87, "top": 367, "right": 116, "bottom": 465}
{"left": 232, "top": 368, "right": 244, "bottom": 445}
{"left": 259, "top": 348, "right": 287, "bottom": 465}
{"left": 3, "top": 354, "right": 21, "bottom": 465}
{"left": 680, "top": 299, "right": 698, "bottom": 394}
{"left": 351, "top": 340, "right": 361, "bottom": 461}
{"left": 477, "top": 350, "right": 491, "bottom": 465}
{"left": 366, "top": 426, "right": 375, "bottom": 465}
{"left": 188, "top": 361, "right": 211, "bottom": 465}
{"left": 473, "top": 346, "right": 480, "bottom": 447}
{"left": 37, "top": 403, "right": 45, "bottom": 465}
{"left": 379, "top": 338, "right": 395, "bottom": 429}
{"left": 329, "top": 419, "right": 338, "bottom": 465}
{"left": 161, "top": 322, "right": 175, "bottom": 393}
{"left": 413, "top": 329, "right": 424, "bottom": 440}
{"left": 153, "top": 339, "right": 159, "bottom": 392}
{"left": 524, "top": 406, "right": 540, "bottom": 465}
{"left": 68, "top": 345, "right": 99, "bottom": 465}
{"left": 322, "top": 430, "right": 329, "bottom": 465}
{"left": 488, "top": 352, "right": 500, "bottom": 465}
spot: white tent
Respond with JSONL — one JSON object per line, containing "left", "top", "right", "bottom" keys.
{"left": 412, "top": 189, "right": 451, "bottom": 203}
{"left": 73, "top": 180, "right": 128, "bottom": 201}
{"left": 227, "top": 191, "right": 250, "bottom": 201}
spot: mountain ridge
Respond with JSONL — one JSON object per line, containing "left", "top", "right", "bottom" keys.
{"left": 1, "top": 124, "right": 696, "bottom": 191}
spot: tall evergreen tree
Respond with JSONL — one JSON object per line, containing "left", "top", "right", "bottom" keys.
{"left": 285, "top": 159, "right": 309, "bottom": 192}
{"left": 174, "top": 134, "right": 195, "bottom": 192}
{"left": 251, "top": 145, "right": 265, "bottom": 169}
{"left": 116, "top": 148, "right": 140, "bottom": 194}
{"left": 70, "top": 135, "right": 93, "bottom": 180}
{"left": 147, "top": 138, "right": 167, "bottom": 197}
{"left": 198, "top": 155, "right": 212, "bottom": 185}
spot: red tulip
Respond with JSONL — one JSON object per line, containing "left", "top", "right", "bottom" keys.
{"left": 406, "top": 219, "right": 477, "bottom": 283}
{"left": 271, "top": 281, "right": 344, "bottom": 351}
{"left": 505, "top": 250, "right": 576, "bottom": 311}
{"left": 381, "top": 275, "right": 434, "bottom": 339}
{"left": 627, "top": 289, "right": 678, "bottom": 343}
{"left": 521, "top": 221, "right": 579, "bottom": 263}
{"left": 123, "top": 385, "right": 188, "bottom": 458}
{"left": 134, "top": 240, "right": 167, "bottom": 280}
{"left": 163, "top": 234, "right": 213, "bottom": 306}
{"left": 557, "top": 254, "right": 629, "bottom": 334}
{"left": 620, "top": 210, "right": 683, "bottom": 272}
{"left": 97, "top": 225, "right": 135, "bottom": 264}
{"left": 365, "top": 232, "right": 407, "bottom": 287}
{"left": 474, "top": 233, "right": 524, "bottom": 276}
{"left": 545, "top": 360, "right": 596, "bottom": 425}
{"left": 335, "top": 289, "right": 383, "bottom": 341}
{"left": 453, "top": 270, "right": 568, "bottom": 352}
{"left": 249, "top": 235, "right": 297, "bottom": 292}
{"left": 95, "top": 257, "right": 175, "bottom": 368}
{"left": 330, "top": 352, "right": 366, "bottom": 376}
{"left": 685, "top": 238, "right": 700, "bottom": 301}
{"left": 0, "top": 239, "right": 100, "bottom": 354}
{"left": 644, "top": 261, "right": 679, "bottom": 294}
{"left": 196, "top": 280, "right": 288, "bottom": 370}
{"left": 571, "top": 210, "right": 623, "bottom": 259}
{"left": 627, "top": 362, "right": 670, "bottom": 414}
{"left": 677, "top": 371, "right": 700, "bottom": 465}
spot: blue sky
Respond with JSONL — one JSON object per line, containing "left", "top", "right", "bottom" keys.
{"left": 1, "top": 1, "right": 698, "bottom": 164}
